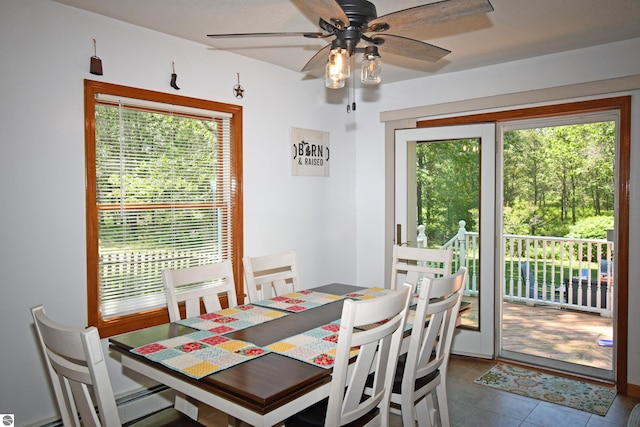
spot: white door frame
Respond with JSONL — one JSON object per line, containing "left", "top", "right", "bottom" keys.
{"left": 395, "top": 124, "right": 496, "bottom": 358}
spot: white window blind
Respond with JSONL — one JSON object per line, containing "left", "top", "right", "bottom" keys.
{"left": 94, "top": 98, "right": 233, "bottom": 318}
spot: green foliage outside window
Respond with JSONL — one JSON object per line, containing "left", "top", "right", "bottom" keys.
{"left": 416, "top": 121, "right": 615, "bottom": 246}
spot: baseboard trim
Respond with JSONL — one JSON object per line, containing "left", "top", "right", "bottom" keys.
{"left": 628, "top": 383, "right": 640, "bottom": 399}
{"left": 33, "top": 385, "right": 172, "bottom": 427}
{"left": 115, "top": 384, "right": 170, "bottom": 406}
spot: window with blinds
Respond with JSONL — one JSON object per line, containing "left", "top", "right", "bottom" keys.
{"left": 84, "top": 80, "right": 243, "bottom": 337}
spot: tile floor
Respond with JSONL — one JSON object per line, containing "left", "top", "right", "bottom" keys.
{"left": 198, "top": 356, "right": 640, "bottom": 426}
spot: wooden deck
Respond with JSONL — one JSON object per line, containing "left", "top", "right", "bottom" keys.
{"left": 460, "top": 296, "right": 613, "bottom": 370}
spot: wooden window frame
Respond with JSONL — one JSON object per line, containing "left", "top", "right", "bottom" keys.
{"left": 84, "top": 80, "right": 243, "bottom": 337}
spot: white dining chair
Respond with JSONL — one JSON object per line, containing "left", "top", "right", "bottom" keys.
{"left": 243, "top": 250, "right": 300, "bottom": 302}
{"left": 30, "top": 305, "right": 204, "bottom": 427}
{"left": 284, "top": 283, "right": 412, "bottom": 427}
{"left": 391, "top": 267, "right": 467, "bottom": 427}
{"left": 390, "top": 244, "right": 453, "bottom": 292}
{"left": 162, "top": 260, "right": 238, "bottom": 322}
{"left": 162, "top": 260, "right": 240, "bottom": 426}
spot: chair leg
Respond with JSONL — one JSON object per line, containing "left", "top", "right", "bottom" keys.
{"left": 402, "top": 400, "right": 416, "bottom": 427}
{"left": 401, "top": 390, "right": 418, "bottom": 427}
{"left": 415, "top": 395, "right": 432, "bottom": 427}
{"left": 435, "top": 382, "right": 450, "bottom": 427}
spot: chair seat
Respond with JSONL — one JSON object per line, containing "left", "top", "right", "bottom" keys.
{"left": 365, "top": 354, "right": 441, "bottom": 396}
{"left": 284, "top": 397, "right": 380, "bottom": 427}
{"left": 391, "top": 354, "right": 440, "bottom": 394}
{"left": 125, "top": 407, "right": 203, "bottom": 427}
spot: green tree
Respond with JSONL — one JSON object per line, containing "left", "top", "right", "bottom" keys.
{"left": 414, "top": 120, "right": 615, "bottom": 244}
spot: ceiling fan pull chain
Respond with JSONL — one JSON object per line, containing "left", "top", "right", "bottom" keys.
{"left": 350, "top": 64, "right": 356, "bottom": 112}
{"left": 346, "top": 74, "right": 351, "bottom": 113}
{"left": 346, "top": 57, "right": 356, "bottom": 113}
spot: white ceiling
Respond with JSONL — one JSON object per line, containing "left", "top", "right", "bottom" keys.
{"left": 52, "top": 0, "right": 640, "bottom": 85}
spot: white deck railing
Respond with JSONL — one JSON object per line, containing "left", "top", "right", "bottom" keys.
{"left": 436, "top": 221, "right": 614, "bottom": 317}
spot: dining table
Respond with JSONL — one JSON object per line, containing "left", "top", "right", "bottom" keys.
{"left": 109, "top": 283, "right": 470, "bottom": 427}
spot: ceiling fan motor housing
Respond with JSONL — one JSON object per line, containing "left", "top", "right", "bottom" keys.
{"left": 335, "top": 0, "right": 378, "bottom": 54}
{"left": 336, "top": 0, "right": 378, "bottom": 26}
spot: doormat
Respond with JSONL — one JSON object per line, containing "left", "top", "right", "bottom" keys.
{"left": 474, "top": 363, "right": 616, "bottom": 416}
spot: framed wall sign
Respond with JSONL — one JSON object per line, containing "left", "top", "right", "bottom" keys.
{"left": 290, "top": 127, "right": 330, "bottom": 177}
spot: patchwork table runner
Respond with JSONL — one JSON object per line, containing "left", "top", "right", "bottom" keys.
{"left": 265, "top": 311, "right": 420, "bottom": 369}
{"left": 344, "top": 286, "right": 419, "bottom": 306}
{"left": 343, "top": 287, "right": 394, "bottom": 299}
{"left": 175, "top": 304, "right": 288, "bottom": 334}
{"left": 266, "top": 321, "right": 358, "bottom": 369}
{"left": 251, "top": 290, "right": 345, "bottom": 312}
{"left": 350, "top": 309, "right": 419, "bottom": 333}
{"left": 131, "top": 330, "right": 269, "bottom": 379}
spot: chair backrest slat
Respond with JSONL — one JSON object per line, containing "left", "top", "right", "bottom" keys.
{"left": 243, "top": 250, "right": 300, "bottom": 302}
{"left": 391, "top": 245, "right": 453, "bottom": 292}
{"left": 163, "top": 260, "right": 238, "bottom": 321}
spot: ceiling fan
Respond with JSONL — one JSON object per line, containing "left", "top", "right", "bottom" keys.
{"left": 207, "top": 0, "right": 494, "bottom": 88}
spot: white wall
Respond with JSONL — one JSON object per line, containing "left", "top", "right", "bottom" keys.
{"left": 353, "top": 39, "right": 640, "bottom": 387}
{"left": 0, "top": 0, "right": 357, "bottom": 424}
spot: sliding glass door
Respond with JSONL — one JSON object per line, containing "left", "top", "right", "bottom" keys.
{"left": 497, "top": 113, "right": 617, "bottom": 380}
{"left": 395, "top": 124, "right": 495, "bottom": 358}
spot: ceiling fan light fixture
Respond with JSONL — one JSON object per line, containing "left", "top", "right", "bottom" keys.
{"left": 326, "top": 66, "right": 346, "bottom": 89}
{"left": 326, "top": 38, "right": 350, "bottom": 89}
{"left": 361, "top": 45, "right": 381, "bottom": 85}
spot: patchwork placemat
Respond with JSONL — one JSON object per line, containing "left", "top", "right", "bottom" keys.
{"left": 355, "top": 309, "right": 419, "bottom": 332}
{"left": 345, "top": 287, "right": 419, "bottom": 306}
{"left": 343, "top": 287, "right": 395, "bottom": 300}
{"left": 252, "top": 290, "right": 344, "bottom": 312}
{"left": 131, "top": 330, "right": 269, "bottom": 379}
{"left": 266, "top": 321, "right": 358, "bottom": 369}
{"left": 175, "top": 304, "right": 288, "bottom": 334}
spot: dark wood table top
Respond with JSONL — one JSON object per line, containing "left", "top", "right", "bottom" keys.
{"left": 109, "top": 283, "right": 364, "bottom": 414}
{"left": 109, "top": 283, "right": 471, "bottom": 415}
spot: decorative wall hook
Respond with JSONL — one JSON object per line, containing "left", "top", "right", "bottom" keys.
{"left": 233, "top": 73, "right": 244, "bottom": 99}
{"left": 90, "top": 39, "right": 103, "bottom": 75}
{"left": 170, "top": 62, "right": 180, "bottom": 90}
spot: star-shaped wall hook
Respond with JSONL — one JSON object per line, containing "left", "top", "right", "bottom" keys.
{"left": 233, "top": 73, "right": 244, "bottom": 99}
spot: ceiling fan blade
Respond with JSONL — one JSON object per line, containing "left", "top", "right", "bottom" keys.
{"left": 373, "top": 34, "right": 450, "bottom": 62}
{"left": 306, "top": 0, "right": 350, "bottom": 28}
{"left": 207, "top": 32, "right": 327, "bottom": 39}
{"left": 301, "top": 44, "right": 332, "bottom": 72}
{"left": 368, "top": 0, "right": 493, "bottom": 33}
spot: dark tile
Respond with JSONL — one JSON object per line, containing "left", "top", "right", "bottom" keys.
{"left": 524, "top": 403, "right": 590, "bottom": 427}
{"left": 586, "top": 416, "right": 626, "bottom": 427}
{"left": 475, "top": 389, "right": 539, "bottom": 420}
{"left": 592, "top": 394, "right": 640, "bottom": 426}
{"left": 454, "top": 405, "right": 522, "bottom": 427}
